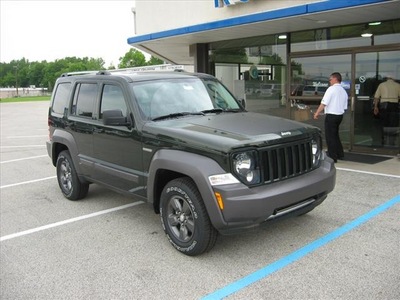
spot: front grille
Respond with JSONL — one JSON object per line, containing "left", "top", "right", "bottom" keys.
{"left": 261, "top": 139, "right": 315, "bottom": 183}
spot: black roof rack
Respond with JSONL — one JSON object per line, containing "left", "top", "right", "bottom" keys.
{"left": 60, "top": 65, "right": 187, "bottom": 77}
{"left": 59, "top": 70, "right": 113, "bottom": 77}
{"left": 60, "top": 71, "right": 100, "bottom": 77}
{"left": 96, "top": 71, "right": 111, "bottom": 75}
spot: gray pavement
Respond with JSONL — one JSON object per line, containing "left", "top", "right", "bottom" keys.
{"left": 1, "top": 101, "right": 399, "bottom": 300}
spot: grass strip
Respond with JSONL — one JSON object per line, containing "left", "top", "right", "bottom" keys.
{"left": 0, "top": 96, "right": 51, "bottom": 103}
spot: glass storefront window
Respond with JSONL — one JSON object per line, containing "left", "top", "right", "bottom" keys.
{"left": 292, "top": 20, "right": 400, "bottom": 52}
{"left": 210, "top": 34, "right": 287, "bottom": 118}
{"left": 375, "top": 32, "right": 400, "bottom": 46}
{"left": 208, "top": 19, "right": 399, "bottom": 155}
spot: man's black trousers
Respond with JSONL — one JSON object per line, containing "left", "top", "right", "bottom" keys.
{"left": 325, "top": 114, "right": 344, "bottom": 161}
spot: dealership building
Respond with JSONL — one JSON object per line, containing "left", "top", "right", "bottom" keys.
{"left": 127, "top": 0, "right": 400, "bottom": 156}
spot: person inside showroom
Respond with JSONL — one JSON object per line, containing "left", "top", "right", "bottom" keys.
{"left": 373, "top": 74, "right": 400, "bottom": 146}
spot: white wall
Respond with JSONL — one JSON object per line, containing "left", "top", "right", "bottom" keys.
{"left": 134, "top": 0, "right": 317, "bottom": 35}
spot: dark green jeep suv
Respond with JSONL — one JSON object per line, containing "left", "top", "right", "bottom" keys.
{"left": 47, "top": 70, "right": 336, "bottom": 256}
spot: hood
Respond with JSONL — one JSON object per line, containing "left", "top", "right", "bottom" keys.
{"left": 143, "top": 112, "right": 317, "bottom": 153}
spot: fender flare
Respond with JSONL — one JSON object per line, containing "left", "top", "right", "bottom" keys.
{"left": 147, "top": 149, "right": 228, "bottom": 229}
{"left": 51, "top": 129, "right": 80, "bottom": 171}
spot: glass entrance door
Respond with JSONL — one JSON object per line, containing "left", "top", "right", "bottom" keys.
{"left": 354, "top": 50, "right": 400, "bottom": 155}
{"left": 289, "top": 54, "right": 351, "bottom": 150}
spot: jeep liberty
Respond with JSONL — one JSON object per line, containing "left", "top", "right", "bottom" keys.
{"left": 47, "top": 70, "right": 336, "bottom": 256}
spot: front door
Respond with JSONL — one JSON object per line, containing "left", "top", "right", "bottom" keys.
{"left": 289, "top": 54, "right": 352, "bottom": 150}
{"left": 353, "top": 50, "right": 400, "bottom": 155}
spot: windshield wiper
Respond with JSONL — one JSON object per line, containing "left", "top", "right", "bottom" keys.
{"left": 152, "top": 112, "right": 204, "bottom": 121}
{"left": 201, "top": 108, "right": 224, "bottom": 114}
{"left": 201, "top": 108, "right": 241, "bottom": 114}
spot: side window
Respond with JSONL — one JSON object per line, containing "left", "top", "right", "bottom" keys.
{"left": 100, "top": 85, "right": 127, "bottom": 119}
{"left": 52, "top": 82, "right": 71, "bottom": 114}
{"left": 72, "top": 83, "right": 98, "bottom": 118}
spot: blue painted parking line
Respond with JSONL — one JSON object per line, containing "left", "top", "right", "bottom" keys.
{"left": 202, "top": 195, "right": 400, "bottom": 300}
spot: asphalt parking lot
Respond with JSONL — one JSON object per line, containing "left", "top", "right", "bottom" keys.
{"left": 1, "top": 101, "right": 399, "bottom": 300}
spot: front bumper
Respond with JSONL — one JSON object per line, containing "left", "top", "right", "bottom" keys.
{"left": 211, "top": 158, "right": 336, "bottom": 234}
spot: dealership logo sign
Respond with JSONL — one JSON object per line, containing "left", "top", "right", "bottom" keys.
{"left": 214, "top": 0, "right": 249, "bottom": 8}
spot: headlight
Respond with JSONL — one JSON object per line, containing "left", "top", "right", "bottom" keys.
{"left": 311, "top": 137, "right": 322, "bottom": 167}
{"left": 232, "top": 151, "right": 261, "bottom": 185}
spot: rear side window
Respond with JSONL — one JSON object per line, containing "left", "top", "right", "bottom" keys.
{"left": 71, "top": 83, "right": 98, "bottom": 118}
{"left": 52, "top": 82, "right": 71, "bottom": 114}
{"left": 100, "top": 85, "right": 127, "bottom": 119}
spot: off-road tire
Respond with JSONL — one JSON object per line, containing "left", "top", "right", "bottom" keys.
{"left": 160, "top": 177, "right": 218, "bottom": 256}
{"left": 56, "top": 150, "right": 89, "bottom": 200}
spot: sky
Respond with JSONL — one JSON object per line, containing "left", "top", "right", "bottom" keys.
{"left": 0, "top": 0, "right": 141, "bottom": 67}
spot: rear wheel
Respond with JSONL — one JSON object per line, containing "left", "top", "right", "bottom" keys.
{"left": 160, "top": 177, "right": 218, "bottom": 256}
{"left": 56, "top": 150, "right": 89, "bottom": 200}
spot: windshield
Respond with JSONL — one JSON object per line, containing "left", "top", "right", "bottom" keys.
{"left": 132, "top": 77, "right": 241, "bottom": 120}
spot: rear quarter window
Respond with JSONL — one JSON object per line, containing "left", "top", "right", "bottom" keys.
{"left": 52, "top": 82, "right": 71, "bottom": 114}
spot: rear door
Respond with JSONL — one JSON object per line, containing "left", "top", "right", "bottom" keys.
{"left": 68, "top": 82, "right": 98, "bottom": 177}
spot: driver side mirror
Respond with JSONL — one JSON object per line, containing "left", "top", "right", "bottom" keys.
{"left": 102, "top": 109, "right": 131, "bottom": 127}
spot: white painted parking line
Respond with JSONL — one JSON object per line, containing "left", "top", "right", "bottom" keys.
{"left": 336, "top": 167, "right": 400, "bottom": 178}
{"left": 0, "top": 145, "right": 46, "bottom": 148}
{"left": 6, "top": 135, "right": 48, "bottom": 138}
{"left": 1, "top": 155, "right": 48, "bottom": 164}
{"left": 0, "top": 176, "right": 57, "bottom": 189}
{"left": 0, "top": 202, "right": 145, "bottom": 242}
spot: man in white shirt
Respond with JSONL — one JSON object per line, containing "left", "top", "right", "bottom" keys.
{"left": 313, "top": 72, "right": 348, "bottom": 163}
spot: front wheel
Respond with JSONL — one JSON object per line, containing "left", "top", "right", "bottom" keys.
{"left": 56, "top": 150, "right": 89, "bottom": 200}
{"left": 160, "top": 177, "right": 218, "bottom": 256}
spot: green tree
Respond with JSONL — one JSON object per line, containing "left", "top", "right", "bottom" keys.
{"left": 0, "top": 68, "right": 15, "bottom": 87}
{"left": 118, "top": 49, "right": 146, "bottom": 68}
{"left": 0, "top": 50, "right": 164, "bottom": 92}
{"left": 0, "top": 62, "right": 15, "bottom": 87}
{"left": 147, "top": 56, "right": 164, "bottom": 65}
{"left": 85, "top": 57, "right": 106, "bottom": 70}
{"left": 28, "top": 61, "right": 47, "bottom": 87}
{"left": 210, "top": 48, "right": 248, "bottom": 64}
{"left": 0, "top": 58, "right": 30, "bottom": 88}
{"left": 40, "top": 57, "right": 105, "bottom": 91}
